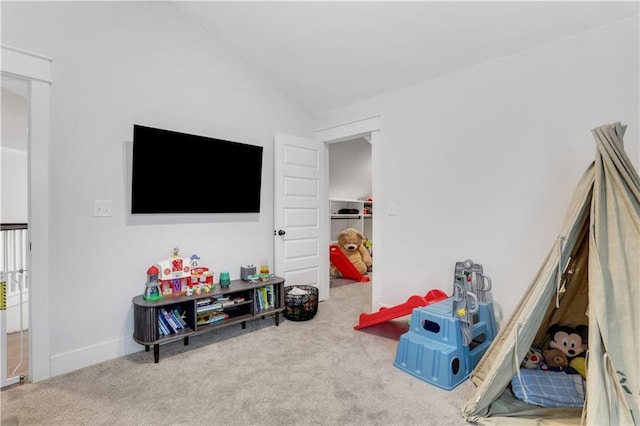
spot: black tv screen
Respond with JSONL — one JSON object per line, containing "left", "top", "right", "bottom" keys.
{"left": 131, "top": 125, "right": 263, "bottom": 214}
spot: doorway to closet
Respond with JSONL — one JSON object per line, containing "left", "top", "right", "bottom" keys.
{"left": 317, "top": 115, "right": 382, "bottom": 311}
{"left": 328, "top": 137, "right": 373, "bottom": 269}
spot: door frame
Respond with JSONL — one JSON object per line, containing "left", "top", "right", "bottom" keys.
{"left": 315, "top": 115, "right": 382, "bottom": 309}
{"left": 1, "top": 45, "right": 52, "bottom": 383}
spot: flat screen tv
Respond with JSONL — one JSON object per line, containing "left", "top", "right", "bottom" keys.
{"left": 131, "top": 125, "right": 263, "bottom": 214}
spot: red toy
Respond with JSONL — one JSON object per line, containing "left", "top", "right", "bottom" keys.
{"left": 329, "top": 244, "right": 370, "bottom": 282}
{"left": 354, "top": 289, "right": 448, "bottom": 330}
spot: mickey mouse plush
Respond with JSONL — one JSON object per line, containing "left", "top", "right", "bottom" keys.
{"left": 547, "top": 324, "right": 588, "bottom": 360}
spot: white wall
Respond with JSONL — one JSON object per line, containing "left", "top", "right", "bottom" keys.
{"left": 2, "top": 2, "right": 638, "bottom": 377}
{"left": 328, "top": 138, "right": 372, "bottom": 241}
{"left": 1, "top": 88, "right": 28, "bottom": 223}
{"left": 318, "top": 16, "right": 640, "bottom": 323}
{"left": 329, "top": 138, "right": 372, "bottom": 201}
{"left": 2, "top": 2, "right": 316, "bottom": 376}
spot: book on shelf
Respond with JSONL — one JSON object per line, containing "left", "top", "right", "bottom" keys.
{"left": 169, "top": 308, "right": 185, "bottom": 329}
{"left": 196, "top": 298, "right": 213, "bottom": 307}
{"left": 196, "top": 311, "right": 228, "bottom": 325}
{"left": 196, "top": 302, "right": 222, "bottom": 313}
{"left": 158, "top": 324, "right": 168, "bottom": 336}
{"left": 261, "top": 287, "right": 268, "bottom": 309}
{"left": 172, "top": 309, "right": 188, "bottom": 327}
{"left": 160, "top": 308, "right": 180, "bottom": 332}
{"left": 265, "top": 285, "right": 275, "bottom": 309}
{"left": 255, "top": 287, "right": 272, "bottom": 312}
{"left": 255, "top": 290, "right": 263, "bottom": 312}
{"left": 157, "top": 313, "right": 171, "bottom": 335}
{"left": 157, "top": 317, "right": 166, "bottom": 335}
{"left": 210, "top": 312, "right": 228, "bottom": 323}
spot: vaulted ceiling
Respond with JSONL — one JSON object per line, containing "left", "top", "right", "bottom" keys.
{"left": 176, "top": 1, "right": 639, "bottom": 114}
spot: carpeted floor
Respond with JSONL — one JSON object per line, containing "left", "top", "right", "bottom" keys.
{"left": 1, "top": 279, "right": 477, "bottom": 425}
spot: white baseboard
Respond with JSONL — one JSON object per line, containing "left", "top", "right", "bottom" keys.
{"left": 49, "top": 336, "right": 142, "bottom": 377}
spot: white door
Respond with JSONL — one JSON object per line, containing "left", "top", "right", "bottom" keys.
{"left": 273, "top": 133, "right": 329, "bottom": 301}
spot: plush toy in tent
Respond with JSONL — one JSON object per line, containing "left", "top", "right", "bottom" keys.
{"left": 521, "top": 346, "right": 543, "bottom": 370}
{"left": 546, "top": 324, "right": 588, "bottom": 361}
{"left": 541, "top": 348, "right": 569, "bottom": 371}
{"left": 330, "top": 227, "right": 372, "bottom": 278}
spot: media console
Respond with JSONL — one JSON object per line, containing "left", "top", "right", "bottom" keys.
{"left": 132, "top": 276, "right": 285, "bottom": 363}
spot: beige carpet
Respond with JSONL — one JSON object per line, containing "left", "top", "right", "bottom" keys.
{"left": 1, "top": 279, "right": 477, "bottom": 425}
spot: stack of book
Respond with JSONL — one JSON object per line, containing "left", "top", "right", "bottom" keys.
{"left": 196, "top": 311, "right": 228, "bottom": 325}
{"left": 196, "top": 297, "right": 227, "bottom": 326}
{"left": 255, "top": 284, "right": 275, "bottom": 312}
{"left": 157, "top": 307, "right": 187, "bottom": 335}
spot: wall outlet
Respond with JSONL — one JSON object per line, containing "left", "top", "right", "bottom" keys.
{"left": 93, "top": 200, "right": 113, "bottom": 217}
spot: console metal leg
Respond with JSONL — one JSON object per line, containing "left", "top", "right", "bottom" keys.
{"left": 275, "top": 312, "right": 280, "bottom": 326}
{"left": 145, "top": 345, "right": 150, "bottom": 352}
{"left": 242, "top": 321, "right": 246, "bottom": 329}
{"left": 184, "top": 336, "right": 189, "bottom": 346}
{"left": 154, "top": 344, "right": 159, "bottom": 364}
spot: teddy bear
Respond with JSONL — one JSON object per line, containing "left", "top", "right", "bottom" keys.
{"left": 330, "top": 227, "right": 372, "bottom": 277}
{"left": 540, "top": 348, "right": 569, "bottom": 372}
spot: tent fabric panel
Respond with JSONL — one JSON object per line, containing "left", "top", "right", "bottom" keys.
{"left": 585, "top": 122, "right": 639, "bottom": 425}
{"left": 464, "top": 121, "right": 639, "bottom": 425}
{"left": 472, "top": 389, "right": 583, "bottom": 426}
{"left": 532, "top": 218, "right": 590, "bottom": 350}
{"left": 463, "top": 164, "right": 595, "bottom": 423}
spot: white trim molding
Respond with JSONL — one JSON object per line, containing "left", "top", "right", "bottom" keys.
{"left": 315, "top": 115, "right": 381, "bottom": 144}
{"left": 315, "top": 115, "right": 383, "bottom": 311}
{"left": 2, "top": 44, "right": 52, "bottom": 383}
{"left": 2, "top": 45, "right": 52, "bottom": 84}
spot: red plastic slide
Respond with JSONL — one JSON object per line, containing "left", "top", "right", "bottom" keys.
{"left": 353, "top": 289, "right": 448, "bottom": 330}
{"left": 329, "top": 245, "right": 371, "bottom": 282}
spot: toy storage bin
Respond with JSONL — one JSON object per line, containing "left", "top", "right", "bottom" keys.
{"left": 283, "top": 285, "right": 319, "bottom": 321}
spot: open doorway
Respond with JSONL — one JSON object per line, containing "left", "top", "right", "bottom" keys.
{"left": 1, "top": 74, "right": 30, "bottom": 386}
{"left": 316, "top": 115, "right": 382, "bottom": 311}
{"left": 328, "top": 137, "right": 373, "bottom": 285}
{"left": 1, "top": 45, "right": 52, "bottom": 385}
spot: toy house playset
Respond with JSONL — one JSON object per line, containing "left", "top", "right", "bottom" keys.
{"left": 143, "top": 248, "right": 214, "bottom": 301}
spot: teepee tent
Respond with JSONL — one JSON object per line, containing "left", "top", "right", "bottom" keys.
{"left": 463, "top": 122, "right": 640, "bottom": 425}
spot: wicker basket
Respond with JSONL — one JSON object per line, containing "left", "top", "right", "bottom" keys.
{"left": 283, "top": 285, "right": 319, "bottom": 321}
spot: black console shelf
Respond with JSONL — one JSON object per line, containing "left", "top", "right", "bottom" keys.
{"left": 132, "top": 276, "right": 285, "bottom": 363}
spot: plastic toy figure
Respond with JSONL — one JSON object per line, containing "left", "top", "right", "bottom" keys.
{"left": 143, "top": 265, "right": 162, "bottom": 301}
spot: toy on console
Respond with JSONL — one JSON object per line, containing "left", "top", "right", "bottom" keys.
{"left": 155, "top": 247, "right": 192, "bottom": 296}
{"left": 521, "top": 346, "right": 543, "bottom": 370}
{"left": 148, "top": 248, "right": 214, "bottom": 298}
{"left": 143, "top": 265, "right": 162, "bottom": 301}
{"left": 189, "top": 254, "right": 214, "bottom": 288}
{"left": 330, "top": 228, "right": 373, "bottom": 278}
